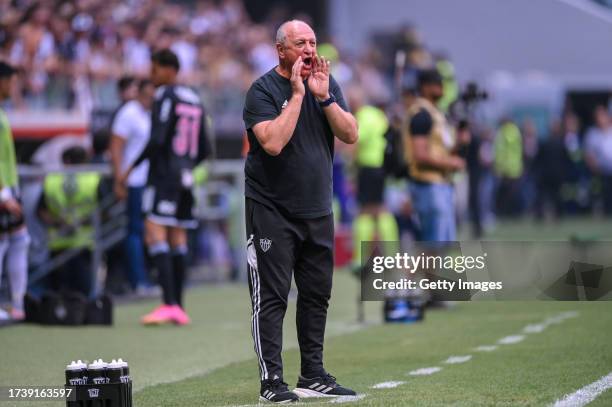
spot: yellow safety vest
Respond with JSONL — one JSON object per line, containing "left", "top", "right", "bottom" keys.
{"left": 355, "top": 105, "right": 389, "bottom": 168}
{"left": 403, "top": 97, "right": 455, "bottom": 183}
{"left": 43, "top": 172, "right": 100, "bottom": 250}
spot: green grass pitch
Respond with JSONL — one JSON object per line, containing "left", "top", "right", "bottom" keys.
{"left": 1, "top": 217, "right": 612, "bottom": 406}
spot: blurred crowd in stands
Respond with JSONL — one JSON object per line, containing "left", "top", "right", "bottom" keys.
{"left": 0, "top": 0, "right": 402, "bottom": 135}
{"left": 0, "top": 0, "right": 274, "bottom": 133}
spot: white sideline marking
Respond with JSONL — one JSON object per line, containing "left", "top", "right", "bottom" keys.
{"left": 475, "top": 345, "right": 498, "bottom": 352}
{"left": 522, "top": 311, "right": 579, "bottom": 335}
{"left": 545, "top": 311, "right": 579, "bottom": 326}
{"left": 408, "top": 367, "right": 442, "bottom": 376}
{"left": 523, "top": 323, "right": 547, "bottom": 334}
{"left": 371, "top": 381, "right": 405, "bottom": 389}
{"left": 330, "top": 394, "right": 367, "bottom": 403}
{"left": 444, "top": 355, "right": 472, "bottom": 364}
{"left": 498, "top": 335, "right": 525, "bottom": 345}
{"left": 552, "top": 372, "right": 612, "bottom": 407}
{"left": 561, "top": 310, "right": 579, "bottom": 319}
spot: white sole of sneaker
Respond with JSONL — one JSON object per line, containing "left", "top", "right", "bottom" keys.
{"left": 258, "top": 396, "right": 296, "bottom": 404}
{"left": 292, "top": 388, "right": 338, "bottom": 398}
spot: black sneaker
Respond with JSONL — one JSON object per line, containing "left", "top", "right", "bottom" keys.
{"left": 260, "top": 377, "right": 299, "bottom": 404}
{"left": 294, "top": 372, "right": 356, "bottom": 398}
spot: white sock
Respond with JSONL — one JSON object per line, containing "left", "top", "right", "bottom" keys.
{"left": 6, "top": 229, "right": 29, "bottom": 311}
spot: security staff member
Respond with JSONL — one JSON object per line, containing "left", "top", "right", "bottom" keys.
{"left": 243, "top": 20, "right": 358, "bottom": 403}
{"left": 349, "top": 88, "right": 399, "bottom": 269}
{"left": 404, "top": 69, "right": 468, "bottom": 242}
{"left": 38, "top": 146, "right": 100, "bottom": 297}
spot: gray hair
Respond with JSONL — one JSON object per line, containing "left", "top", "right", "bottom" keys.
{"left": 275, "top": 25, "right": 287, "bottom": 46}
{"left": 275, "top": 19, "right": 310, "bottom": 46}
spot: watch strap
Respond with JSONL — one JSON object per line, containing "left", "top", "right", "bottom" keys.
{"left": 318, "top": 94, "right": 336, "bottom": 107}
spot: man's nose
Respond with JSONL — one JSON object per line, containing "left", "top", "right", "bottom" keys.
{"left": 303, "top": 43, "right": 313, "bottom": 54}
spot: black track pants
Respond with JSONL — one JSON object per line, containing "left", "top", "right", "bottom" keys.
{"left": 245, "top": 198, "right": 334, "bottom": 381}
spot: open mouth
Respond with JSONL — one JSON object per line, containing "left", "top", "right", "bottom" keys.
{"left": 303, "top": 57, "right": 313, "bottom": 68}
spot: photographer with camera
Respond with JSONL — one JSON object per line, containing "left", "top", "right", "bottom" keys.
{"left": 450, "top": 82, "right": 489, "bottom": 237}
{"left": 404, "top": 69, "right": 470, "bottom": 243}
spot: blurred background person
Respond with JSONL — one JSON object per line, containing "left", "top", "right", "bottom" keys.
{"left": 520, "top": 119, "right": 539, "bottom": 215}
{"left": 0, "top": 61, "right": 29, "bottom": 322}
{"left": 476, "top": 128, "right": 497, "bottom": 231}
{"left": 110, "top": 78, "right": 158, "bottom": 296}
{"left": 349, "top": 86, "right": 399, "bottom": 271}
{"left": 494, "top": 118, "right": 523, "bottom": 218}
{"left": 122, "top": 49, "right": 211, "bottom": 326}
{"left": 534, "top": 119, "right": 570, "bottom": 220}
{"left": 37, "top": 146, "right": 100, "bottom": 298}
{"left": 584, "top": 105, "right": 612, "bottom": 216}
{"left": 404, "top": 68, "right": 467, "bottom": 243}
{"left": 9, "top": 3, "right": 56, "bottom": 108}
{"left": 559, "top": 113, "right": 589, "bottom": 215}
{"left": 112, "top": 76, "right": 138, "bottom": 122}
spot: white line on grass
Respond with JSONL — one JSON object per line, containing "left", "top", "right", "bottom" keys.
{"left": 330, "top": 394, "right": 367, "bottom": 403}
{"left": 474, "top": 345, "right": 498, "bottom": 352}
{"left": 552, "top": 372, "right": 612, "bottom": 407}
{"left": 357, "top": 310, "right": 580, "bottom": 403}
{"left": 371, "top": 381, "right": 406, "bottom": 389}
{"left": 408, "top": 367, "right": 442, "bottom": 376}
{"left": 561, "top": 310, "right": 579, "bottom": 319}
{"left": 497, "top": 312, "right": 579, "bottom": 347}
{"left": 522, "top": 311, "right": 579, "bottom": 336}
{"left": 497, "top": 334, "right": 525, "bottom": 345}
{"left": 444, "top": 355, "right": 472, "bottom": 364}
{"left": 523, "top": 323, "right": 547, "bottom": 334}
{"left": 544, "top": 311, "right": 579, "bottom": 326}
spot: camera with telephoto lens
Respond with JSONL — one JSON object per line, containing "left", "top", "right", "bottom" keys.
{"left": 460, "top": 82, "right": 488, "bottom": 104}
{"left": 449, "top": 81, "right": 488, "bottom": 131}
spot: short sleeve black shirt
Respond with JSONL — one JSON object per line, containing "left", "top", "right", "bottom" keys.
{"left": 136, "top": 85, "right": 211, "bottom": 188}
{"left": 243, "top": 68, "right": 349, "bottom": 218}
{"left": 409, "top": 108, "right": 433, "bottom": 137}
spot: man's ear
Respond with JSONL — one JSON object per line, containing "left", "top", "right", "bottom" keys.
{"left": 276, "top": 42, "right": 285, "bottom": 59}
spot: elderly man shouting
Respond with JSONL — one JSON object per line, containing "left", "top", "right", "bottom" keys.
{"left": 243, "top": 20, "right": 358, "bottom": 403}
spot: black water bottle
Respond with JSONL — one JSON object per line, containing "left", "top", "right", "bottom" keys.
{"left": 87, "top": 359, "right": 108, "bottom": 385}
{"left": 65, "top": 360, "right": 87, "bottom": 386}
{"left": 117, "top": 358, "right": 130, "bottom": 383}
{"left": 106, "top": 360, "right": 123, "bottom": 384}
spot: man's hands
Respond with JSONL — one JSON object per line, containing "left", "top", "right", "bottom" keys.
{"left": 0, "top": 198, "right": 22, "bottom": 217}
{"left": 306, "top": 55, "right": 358, "bottom": 144}
{"left": 456, "top": 127, "right": 471, "bottom": 146}
{"left": 412, "top": 137, "right": 465, "bottom": 172}
{"left": 290, "top": 54, "right": 331, "bottom": 100}
{"left": 307, "top": 55, "right": 330, "bottom": 101}
{"left": 448, "top": 156, "right": 466, "bottom": 171}
{"left": 114, "top": 179, "right": 127, "bottom": 201}
{"left": 253, "top": 54, "right": 355, "bottom": 152}
{"left": 291, "top": 57, "right": 305, "bottom": 97}
{"left": 114, "top": 169, "right": 130, "bottom": 201}
{"left": 449, "top": 127, "right": 470, "bottom": 171}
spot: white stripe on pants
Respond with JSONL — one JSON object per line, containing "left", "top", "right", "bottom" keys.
{"left": 248, "top": 234, "right": 268, "bottom": 380}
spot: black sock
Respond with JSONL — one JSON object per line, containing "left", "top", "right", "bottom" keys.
{"left": 301, "top": 368, "right": 325, "bottom": 379}
{"left": 151, "top": 251, "right": 176, "bottom": 305}
{"left": 171, "top": 251, "right": 187, "bottom": 308}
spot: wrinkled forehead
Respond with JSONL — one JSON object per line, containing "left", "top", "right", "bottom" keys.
{"left": 286, "top": 22, "right": 316, "bottom": 43}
